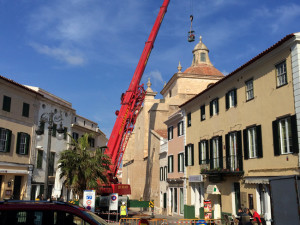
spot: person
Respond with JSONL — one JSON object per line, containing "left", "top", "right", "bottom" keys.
{"left": 234, "top": 208, "right": 248, "bottom": 225}
{"left": 251, "top": 209, "right": 262, "bottom": 225}
{"left": 35, "top": 195, "right": 41, "bottom": 201}
{"left": 245, "top": 208, "right": 253, "bottom": 217}
{"left": 120, "top": 202, "right": 128, "bottom": 219}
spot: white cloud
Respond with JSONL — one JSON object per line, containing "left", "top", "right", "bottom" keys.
{"left": 30, "top": 43, "right": 85, "bottom": 66}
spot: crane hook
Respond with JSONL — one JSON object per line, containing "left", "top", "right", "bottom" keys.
{"left": 188, "top": 14, "right": 195, "bottom": 42}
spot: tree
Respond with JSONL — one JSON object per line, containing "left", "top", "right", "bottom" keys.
{"left": 58, "top": 133, "right": 110, "bottom": 198}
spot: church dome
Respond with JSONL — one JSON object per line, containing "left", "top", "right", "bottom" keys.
{"left": 183, "top": 36, "right": 224, "bottom": 77}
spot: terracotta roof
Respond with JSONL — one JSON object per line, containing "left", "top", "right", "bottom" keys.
{"left": 0, "top": 75, "right": 43, "bottom": 96}
{"left": 155, "top": 129, "right": 168, "bottom": 139}
{"left": 183, "top": 64, "right": 224, "bottom": 77}
{"left": 180, "top": 33, "right": 295, "bottom": 108}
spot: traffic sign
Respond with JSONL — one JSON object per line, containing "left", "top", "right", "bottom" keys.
{"left": 149, "top": 201, "right": 154, "bottom": 208}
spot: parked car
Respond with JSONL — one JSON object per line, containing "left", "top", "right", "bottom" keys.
{"left": 0, "top": 200, "right": 108, "bottom": 225}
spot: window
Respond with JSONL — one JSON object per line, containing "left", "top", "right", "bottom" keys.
{"left": 199, "top": 140, "right": 209, "bottom": 165}
{"left": 63, "top": 127, "right": 67, "bottom": 140}
{"left": 37, "top": 150, "right": 43, "bottom": 169}
{"left": 276, "top": 61, "right": 287, "bottom": 87}
{"left": 210, "top": 98, "right": 219, "bottom": 116}
{"left": 0, "top": 128, "right": 12, "bottom": 152}
{"left": 168, "top": 155, "right": 174, "bottom": 173}
{"left": 243, "top": 126, "right": 263, "bottom": 159}
{"left": 168, "top": 126, "right": 173, "bottom": 140}
{"left": 246, "top": 79, "right": 254, "bottom": 101}
{"left": 178, "top": 153, "right": 184, "bottom": 172}
{"left": 187, "top": 113, "right": 191, "bottom": 127}
{"left": 16, "top": 132, "right": 30, "bottom": 155}
{"left": 52, "top": 124, "right": 57, "bottom": 137}
{"left": 169, "top": 90, "right": 172, "bottom": 98}
{"left": 200, "top": 105, "right": 205, "bottom": 121}
{"left": 22, "top": 102, "right": 30, "bottom": 117}
{"left": 273, "top": 115, "right": 299, "bottom": 155}
{"left": 72, "top": 132, "right": 79, "bottom": 141}
{"left": 210, "top": 136, "right": 223, "bottom": 169}
{"left": 49, "top": 152, "right": 55, "bottom": 176}
{"left": 178, "top": 121, "right": 184, "bottom": 136}
{"left": 185, "top": 144, "right": 194, "bottom": 166}
{"left": 88, "top": 137, "right": 95, "bottom": 147}
{"left": 2, "top": 95, "right": 11, "bottom": 112}
{"left": 226, "top": 89, "right": 237, "bottom": 109}
{"left": 200, "top": 53, "right": 206, "bottom": 62}
{"left": 160, "top": 167, "right": 163, "bottom": 181}
{"left": 164, "top": 166, "right": 167, "bottom": 181}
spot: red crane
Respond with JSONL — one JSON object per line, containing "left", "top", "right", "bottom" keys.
{"left": 98, "top": 0, "right": 170, "bottom": 195}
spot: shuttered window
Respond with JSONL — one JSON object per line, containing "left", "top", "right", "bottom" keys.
{"left": 199, "top": 140, "right": 209, "bottom": 165}
{"left": 185, "top": 144, "right": 194, "bottom": 166}
{"left": 243, "top": 125, "right": 263, "bottom": 160}
{"left": 226, "top": 89, "right": 237, "bottom": 109}
{"left": 168, "top": 126, "right": 173, "bottom": 140}
{"left": 210, "top": 98, "right": 219, "bottom": 116}
{"left": 200, "top": 105, "right": 206, "bottom": 121}
{"left": 168, "top": 155, "right": 174, "bottom": 173}
{"left": 2, "top": 95, "right": 11, "bottom": 112}
{"left": 210, "top": 136, "right": 223, "bottom": 169}
{"left": 273, "top": 115, "right": 299, "bottom": 155}
{"left": 187, "top": 113, "right": 192, "bottom": 127}
{"left": 177, "top": 121, "right": 184, "bottom": 136}
{"left": 0, "top": 128, "right": 12, "bottom": 152}
{"left": 178, "top": 153, "right": 184, "bottom": 172}
{"left": 22, "top": 102, "right": 30, "bottom": 117}
{"left": 16, "top": 132, "right": 30, "bottom": 155}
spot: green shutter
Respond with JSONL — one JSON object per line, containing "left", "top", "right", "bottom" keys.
{"left": 210, "top": 139, "right": 213, "bottom": 169}
{"left": 16, "top": 132, "right": 21, "bottom": 154}
{"left": 172, "top": 155, "right": 174, "bottom": 172}
{"left": 198, "top": 142, "right": 202, "bottom": 165}
{"left": 191, "top": 144, "right": 194, "bottom": 166}
{"left": 205, "top": 140, "right": 209, "bottom": 164}
{"left": 243, "top": 129, "right": 249, "bottom": 160}
{"left": 216, "top": 98, "right": 219, "bottom": 114}
{"left": 22, "top": 103, "right": 30, "bottom": 117}
{"left": 3, "top": 96, "right": 11, "bottom": 112}
{"left": 218, "top": 136, "right": 223, "bottom": 168}
{"left": 185, "top": 146, "right": 188, "bottom": 166}
{"left": 272, "top": 120, "right": 280, "bottom": 156}
{"left": 291, "top": 115, "right": 299, "bottom": 153}
{"left": 237, "top": 131, "right": 243, "bottom": 170}
{"left": 5, "top": 129, "right": 12, "bottom": 152}
{"left": 37, "top": 150, "right": 43, "bottom": 169}
{"left": 225, "top": 134, "right": 230, "bottom": 169}
{"left": 257, "top": 125, "right": 263, "bottom": 158}
{"left": 64, "top": 127, "right": 67, "bottom": 140}
{"left": 25, "top": 134, "right": 30, "bottom": 155}
{"left": 234, "top": 89, "right": 237, "bottom": 106}
{"left": 225, "top": 92, "right": 229, "bottom": 109}
{"left": 210, "top": 101, "right": 213, "bottom": 116}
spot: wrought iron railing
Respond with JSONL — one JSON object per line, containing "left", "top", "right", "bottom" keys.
{"left": 200, "top": 155, "right": 243, "bottom": 174}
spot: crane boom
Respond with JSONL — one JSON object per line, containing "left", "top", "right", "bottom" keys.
{"left": 101, "top": 0, "right": 170, "bottom": 195}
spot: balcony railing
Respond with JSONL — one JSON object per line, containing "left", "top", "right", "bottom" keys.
{"left": 200, "top": 155, "right": 243, "bottom": 175}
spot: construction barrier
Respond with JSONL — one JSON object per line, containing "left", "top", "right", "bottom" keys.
{"left": 119, "top": 218, "right": 167, "bottom": 225}
{"left": 119, "top": 218, "right": 224, "bottom": 225}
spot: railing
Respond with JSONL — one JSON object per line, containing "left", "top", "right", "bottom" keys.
{"left": 200, "top": 155, "right": 243, "bottom": 175}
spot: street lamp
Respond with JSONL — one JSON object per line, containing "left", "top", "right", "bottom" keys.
{"left": 36, "top": 110, "right": 65, "bottom": 200}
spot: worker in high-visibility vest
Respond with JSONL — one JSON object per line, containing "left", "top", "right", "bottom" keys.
{"left": 120, "top": 202, "right": 128, "bottom": 218}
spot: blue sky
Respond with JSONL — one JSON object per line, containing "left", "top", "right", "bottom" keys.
{"left": 1, "top": 0, "right": 300, "bottom": 137}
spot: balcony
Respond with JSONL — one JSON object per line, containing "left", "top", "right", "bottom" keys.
{"left": 200, "top": 155, "right": 244, "bottom": 177}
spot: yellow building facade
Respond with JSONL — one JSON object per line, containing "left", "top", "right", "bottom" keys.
{"left": 180, "top": 33, "right": 300, "bottom": 224}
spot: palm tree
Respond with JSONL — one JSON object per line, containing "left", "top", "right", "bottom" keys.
{"left": 58, "top": 133, "right": 111, "bottom": 199}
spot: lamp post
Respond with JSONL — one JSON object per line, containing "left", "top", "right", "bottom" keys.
{"left": 36, "top": 110, "right": 65, "bottom": 200}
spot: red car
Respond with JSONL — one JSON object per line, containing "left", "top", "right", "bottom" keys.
{"left": 0, "top": 200, "right": 108, "bottom": 225}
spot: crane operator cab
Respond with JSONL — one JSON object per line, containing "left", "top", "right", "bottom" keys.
{"left": 188, "top": 15, "right": 195, "bottom": 42}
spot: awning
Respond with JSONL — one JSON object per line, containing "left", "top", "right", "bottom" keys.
{"left": 244, "top": 177, "right": 270, "bottom": 184}
{"left": 206, "top": 184, "right": 221, "bottom": 194}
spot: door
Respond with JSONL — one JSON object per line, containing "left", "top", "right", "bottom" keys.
{"left": 234, "top": 182, "right": 241, "bottom": 214}
{"left": 13, "top": 176, "right": 22, "bottom": 200}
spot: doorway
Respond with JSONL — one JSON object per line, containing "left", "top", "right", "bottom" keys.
{"left": 13, "top": 176, "right": 22, "bottom": 200}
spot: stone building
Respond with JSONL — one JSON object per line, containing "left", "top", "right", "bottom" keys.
{"left": 122, "top": 36, "right": 224, "bottom": 209}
